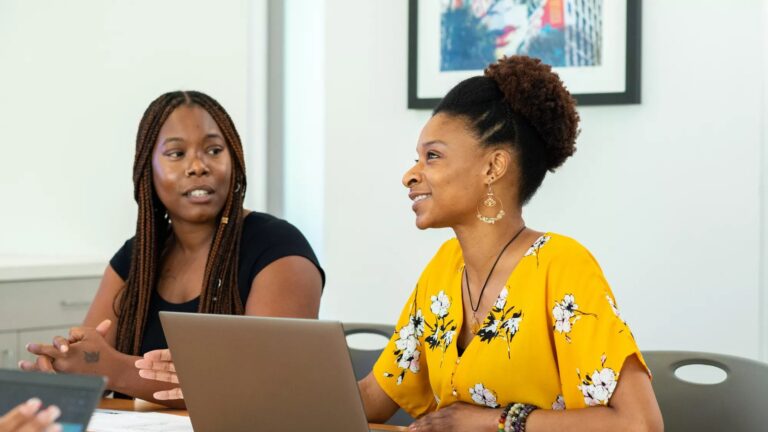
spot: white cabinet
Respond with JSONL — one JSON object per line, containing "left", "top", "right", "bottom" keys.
{"left": 17, "top": 327, "right": 75, "bottom": 364}
{"left": 0, "top": 277, "right": 98, "bottom": 332}
{"left": 0, "top": 260, "right": 103, "bottom": 369}
{"left": 0, "top": 331, "right": 17, "bottom": 369}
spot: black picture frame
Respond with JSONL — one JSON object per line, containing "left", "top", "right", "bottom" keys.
{"left": 408, "top": 0, "right": 642, "bottom": 109}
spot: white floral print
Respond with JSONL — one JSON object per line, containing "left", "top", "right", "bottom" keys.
{"left": 552, "top": 293, "right": 596, "bottom": 343}
{"left": 606, "top": 294, "right": 627, "bottom": 325}
{"left": 552, "top": 394, "right": 566, "bottom": 410}
{"left": 553, "top": 294, "right": 579, "bottom": 333}
{"left": 430, "top": 290, "right": 450, "bottom": 318}
{"left": 469, "top": 383, "right": 500, "bottom": 408}
{"left": 578, "top": 354, "right": 618, "bottom": 406}
{"left": 524, "top": 235, "right": 551, "bottom": 260}
{"left": 389, "top": 308, "right": 425, "bottom": 385}
{"left": 503, "top": 315, "right": 522, "bottom": 335}
{"left": 425, "top": 291, "right": 456, "bottom": 363}
{"left": 442, "top": 329, "right": 455, "bottom": 346}
{"left": 477, "top": 287, "right": 523, "bottom": 358}
{"left": 494, "top": 287, "right": 508, "bottom": 309}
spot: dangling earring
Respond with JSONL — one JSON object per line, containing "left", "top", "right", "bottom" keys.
{"left": 476, "top": 183, "right": 505, "bottom": 224}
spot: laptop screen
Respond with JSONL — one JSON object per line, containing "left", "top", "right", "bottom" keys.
{"left": 0, "top": 369, "right": 106, "bottom": 432}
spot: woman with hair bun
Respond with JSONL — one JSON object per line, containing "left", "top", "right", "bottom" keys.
{"left": 359, "top": 56, "right": 663, "bottom": 431}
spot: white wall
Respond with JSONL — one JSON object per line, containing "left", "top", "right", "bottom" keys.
{"left": 283, "top": 0, "right": 326, "bottom": 261}
{"left": 0, "top": 0, "right": 266, "bottom": 259}
{"left": 761, "top": 0, "right": 768, "bottom": 361}
{"left": 318, "top": 0, "right": 767, "bottom": 360}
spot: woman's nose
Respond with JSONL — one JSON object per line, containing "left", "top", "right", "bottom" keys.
{"left": 185, "top": 153, "right": 210, "bottom": 177}
{"left": 402, "top": 163, "right": 421, "bottom": 188}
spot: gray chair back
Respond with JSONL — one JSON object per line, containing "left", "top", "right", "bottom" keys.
{"left": 343, "top": 322, "right": 414, "bottom": 426}
{"left": 644, "top": 350, "right": 768, "bottom": 432}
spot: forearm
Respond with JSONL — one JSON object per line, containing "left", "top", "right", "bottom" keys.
{"left": 526, "top": 406, "right": 661, "bottom": 432}
{"left": 358, "top": 374, "right": 400, "bottom": 423}
{"left": 108, "top": 352, "right": 186, "bottom": 409}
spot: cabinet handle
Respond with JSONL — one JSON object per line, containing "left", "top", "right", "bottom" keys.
{"left": 60, "top": 300, "right": 90, "bottom": 308}
{"left": 1, "top": 349, "right": 11, "bottom": 366}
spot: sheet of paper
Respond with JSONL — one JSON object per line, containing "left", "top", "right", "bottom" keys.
{"left": 87, "top": 409, "right": 193, "bottom": 432}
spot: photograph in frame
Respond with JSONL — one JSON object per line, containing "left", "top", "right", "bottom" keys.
{"left": 408, "top": 0, "right": 641, "bottom": 108}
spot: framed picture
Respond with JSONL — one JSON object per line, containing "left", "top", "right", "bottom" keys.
{"left": 408, "top": 0, "right": 642, "bottom": 108}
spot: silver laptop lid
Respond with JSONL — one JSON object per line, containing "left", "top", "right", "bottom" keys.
{"left": 159, "top": 312, "right": 372, "bottom": 432}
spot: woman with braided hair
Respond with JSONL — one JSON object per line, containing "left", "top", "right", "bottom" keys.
{"left": 20, "top": 91, "right": 324, "bottom": 406}
{"left": 355, "top": 56, "right": 663, "bottom": 431}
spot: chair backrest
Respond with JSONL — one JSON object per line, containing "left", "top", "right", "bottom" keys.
{"left": 342, "top": 322, "right": 414, "bottom": 426}
{"left": 644, "top": 350, "right": 768, "bottom": 432}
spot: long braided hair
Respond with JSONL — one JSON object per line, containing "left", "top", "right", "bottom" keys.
{"left": 115, "top": 91, "right": 247, "bottom": 355}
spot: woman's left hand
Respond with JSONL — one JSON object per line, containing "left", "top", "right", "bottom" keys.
{"left": 24, "top": 320, "right": 117, "bottom": 380}
{"left": 407, "top": 402, "right": 500, "bottom": 432}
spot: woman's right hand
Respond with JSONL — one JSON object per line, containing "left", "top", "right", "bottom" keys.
{"left": 134, "top": 349, "right": 183, "bottom": 400}
{"left": 0, "top": 399, "right": 60, "bottom": 432}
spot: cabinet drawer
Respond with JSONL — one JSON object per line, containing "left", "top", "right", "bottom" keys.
{"left": 0, "top": 277, "right": 99, "bottom": 332}
{"left": 0, "top": 331, "right": 17, "bottom": 369}
{"left": 17, "top": 326, "right": 73, "bottom": 364}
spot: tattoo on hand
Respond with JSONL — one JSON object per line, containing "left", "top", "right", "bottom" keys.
{"left": 84, "top": 351, "right": 100, "bottom": 363}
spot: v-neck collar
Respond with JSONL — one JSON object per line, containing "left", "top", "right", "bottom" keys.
{"left": 452, "top": 233, "right": 550, "bottom": 357}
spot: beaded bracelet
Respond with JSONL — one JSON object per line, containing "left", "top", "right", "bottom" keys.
{"left": 497, "top": 403, "right": 513, "bottom": 432}
{"left": 497, "top": 402, "right": 538, "bottom": 432}
{"left": 508, "top": 403, "right": 537, "bottom": 432}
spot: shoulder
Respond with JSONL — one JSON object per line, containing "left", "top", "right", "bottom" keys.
{"left": 527, "top": 232, "right": 599, "bottom": 267}
{"left": 424, "top": 238, "right": 462, "bottom": 271}
{"left": 109, "top": 236, "right": 136, "bottom": 281}
{"left": 241, "top": 211, "right": 308, "bottom": 244}
{"left": 414, "top": 238, "right": 462, "bottom": 296}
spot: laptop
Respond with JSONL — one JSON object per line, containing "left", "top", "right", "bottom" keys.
{"left": 160, "top": 312, "right": 393, "bottom": 432}
{"left": 0, "top": 369, "right": 106, "bottom": 432}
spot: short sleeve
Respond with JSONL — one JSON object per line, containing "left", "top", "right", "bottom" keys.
{"left": 372, "top": 284, "right": 437, "bottom": 418}
{"left": 109, "top": 238, "right": 134, "bottom": 281}
{"left": 547, "top": 242, "right": 649, "bottom": 409}
{"left": 240, "top": 215, "right": 326, "bottom": 289}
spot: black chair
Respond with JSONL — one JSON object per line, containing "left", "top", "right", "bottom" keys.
{"left": 343, "top": 322, "right": 414, "bottom": 426}
{"left": 644, "top": 350, "right": 768, "bottom": 432}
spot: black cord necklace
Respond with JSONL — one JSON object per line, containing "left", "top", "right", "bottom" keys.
{"left": 464, "top": 225, "right": 527, "bottom": 315}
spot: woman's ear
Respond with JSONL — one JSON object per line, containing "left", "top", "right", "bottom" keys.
{"left": 484, "top": 148, "right": 512, "bottom": 182}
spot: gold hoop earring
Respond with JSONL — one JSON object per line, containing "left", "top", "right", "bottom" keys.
{"left": 476, "top": 183, "right": 505, "bottom": 224}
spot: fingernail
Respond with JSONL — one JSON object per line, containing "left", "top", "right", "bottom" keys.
{"left": 49, "top": 424, "right": 62, "bottom": 432}
{"left": 20, "top": 398, "right": 41, "bottom": 415}
{"left": 60, "top": 345, "right": 68, "bottom": 353}
{"left": 50, "top": 405, "right": 61, "bottom": 420}
{"left": 43, "top": 405, "right": 61, "bottom": 421}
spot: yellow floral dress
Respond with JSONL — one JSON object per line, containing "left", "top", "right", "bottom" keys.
{"left": 373, "top": 233, "right": 649, "bottom": 417}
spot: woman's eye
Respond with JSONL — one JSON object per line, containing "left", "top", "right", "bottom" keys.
{"left": 426, "top": 151, "right": 439, "bottom": 160}
{"left": 208, "top": 147, "right": 223, "bottom": 155}
{"left": 167, "top": 150, "right": 183, "bottom": 158}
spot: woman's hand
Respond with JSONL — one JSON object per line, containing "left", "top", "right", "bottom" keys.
{"left": 21, "top": 320, "right": 116, "bottom": 380}
{"left": 407, "top": 402, "right": 499, "bottom": 432}
{"left": 0, "top": 399, "right": 61, "bottom": 432}
{"left": 135, "top": 349, "right": 183, "bottom": 400}
{"left": 16, "top": 354, "right": 55, "bottom": 374}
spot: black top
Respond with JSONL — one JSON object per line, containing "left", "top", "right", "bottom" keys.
{"left": 109, "top": 212, "right": 324, "bottom": 355}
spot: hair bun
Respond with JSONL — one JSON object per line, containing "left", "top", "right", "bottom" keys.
{"left": 484, "top": 56, "right": 579, "bottom": 171}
